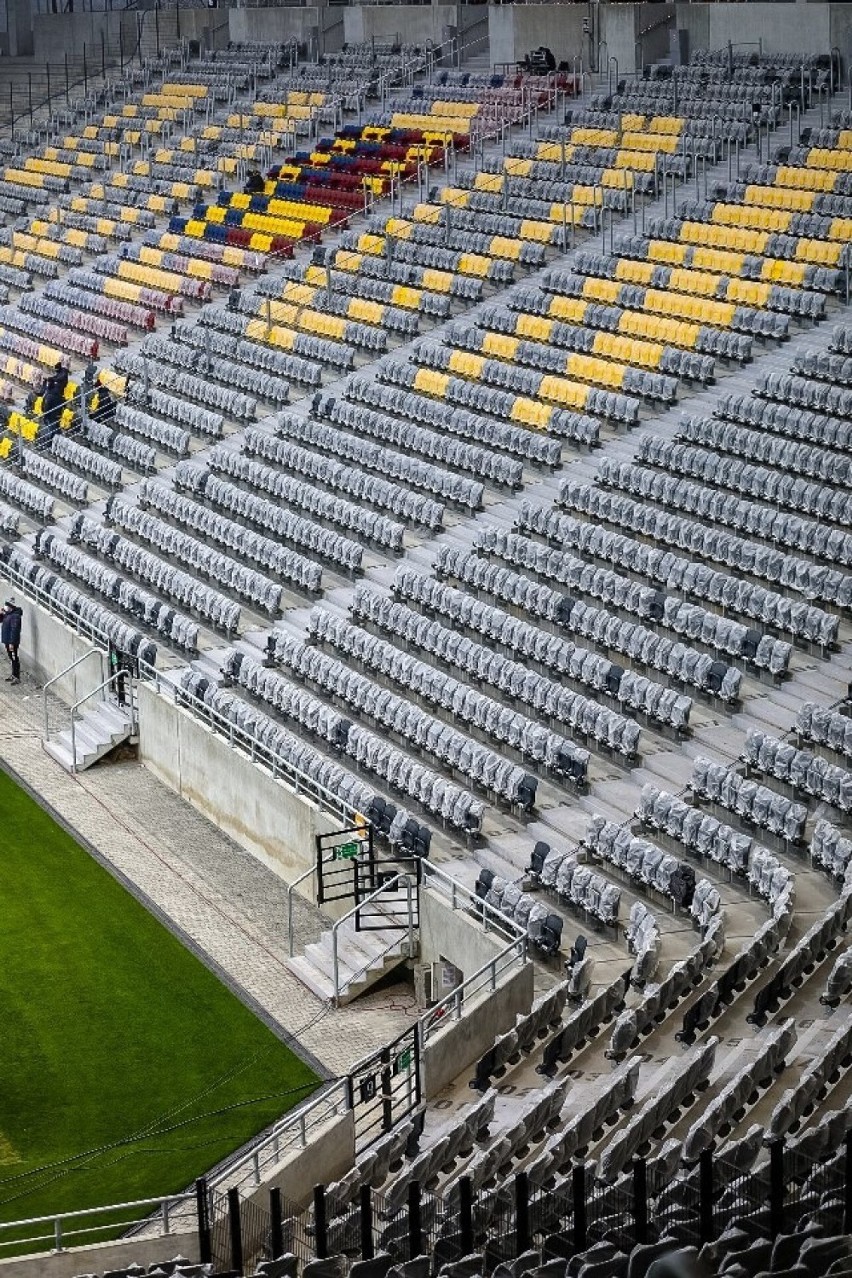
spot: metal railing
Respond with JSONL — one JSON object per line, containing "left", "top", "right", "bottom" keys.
{"left": 419, "top": 934, "right": 528, "bottom": 1044}
{"left": 42, "top": 646, "right": 105, "bottom": 741}
{"left": 0, "top": 1191, "right": 196, "bottom": 1255}
{"left": 69, "top": 668, "right": 136, "bottom": 772}
{"left": 331, "top": 872, "right": 416, "bottom": 1003}
{"left": 2, "top": 23, "right": 151, "bottom": 134}
{"left": 418, "top": 861, "right": 528, "bottom": 1044}
{"left": 205, "top": 1079, "right": 350, "bottom": 1197}
{"left": 1, "top": 541, "right": 364, "bottom": 820}
{"left": 421, "top": 860, "right": 527, "bottom": 944}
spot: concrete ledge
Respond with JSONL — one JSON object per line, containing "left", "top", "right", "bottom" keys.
{"left": 0, "top": 1229, "right": 199, "bottom": 1278}
{"left": 137, "top": 681, "right": 338, "bottom": 886}
{"left": 241, "top": 1108, "right": 356, "bottom": 1212}
{"left": 418, "top": 886, "right": 534, "bottom": 1097}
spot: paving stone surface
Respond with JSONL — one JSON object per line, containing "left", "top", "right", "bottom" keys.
{"left": 0, "top": 673, "right": 415, "bottom": 1080}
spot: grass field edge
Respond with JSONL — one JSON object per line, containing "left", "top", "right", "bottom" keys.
{"left": 0, "top": 754, "right": 332, "bottom": 1095}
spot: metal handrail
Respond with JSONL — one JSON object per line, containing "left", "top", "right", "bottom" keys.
{"left": 286, "top": 859, "right": 319, "bottom": 957}
{"left": 0, "top": 1191, "right": 195, "bottom": 1254}
{"left": 1, "top": 557, "right": 360, "bottom": 821}
{"left": 69, "top": 669, "right": 135, "bottom": 773}
{"left": 42, "top": 646, "right": 105, "bottom": 742}
{"left": 205, "top": 1077, "right": 350, "bottom": 1196}
{"left": 331, "top": 872, "right": 415, "bottom": 1003}
{"left": 419, "top": 933, "right": 527, "bottom": 1044}
{"left": 420, "top": 860, "right": 527, "bottom": 943}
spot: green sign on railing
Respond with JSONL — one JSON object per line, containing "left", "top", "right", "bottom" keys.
{"left": 335, "top": 842, "right": 360, "bottom": 861}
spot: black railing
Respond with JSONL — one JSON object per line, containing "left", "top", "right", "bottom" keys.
{"left": 204, "top": 1132, "right": 852, "bottom": 1272}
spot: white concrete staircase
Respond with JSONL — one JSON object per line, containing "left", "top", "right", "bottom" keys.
{"left": 43, "top": 701, "right": 134, "bottom": 774}
{"left": 288, "top": 918, "right": 415, "bottom": 1006}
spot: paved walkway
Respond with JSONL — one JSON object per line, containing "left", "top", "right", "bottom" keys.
{"left": 0, "top": 671, "right": 416, "bottom": 1080}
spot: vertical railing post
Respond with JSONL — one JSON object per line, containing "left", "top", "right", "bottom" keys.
{"left": 46, "top": 63, "right": 52, "bottom": 120}
{"left": 191, "top": 1177, "right": 208, "bottom": 1253}
{"left": 381, "top": 1046, "right": 393, "bottom": 1135}
{"left": 270, "top": 1186, "right": 284, "bottom": 1259}
{"left": 633, "top": 1158, "right": 648, "bottom": 1246}
{"left": 359, "top": 1184, "right": 374, "bottom": 1260}
{"left": 459, "top": 1177, "right": 474, "bottom": 1255}
{"left": 769, "top": 1140, "right": 785, "bottom": 1239}
{"left": 227, "top": 1187, "right": 243, "bottom": 1275}
{"left": 844, "top": 1131, "right": 852, "bottom": 1233}
{"left": 515, "top": 1171, "right": 530, "bottom": 1256}
{"left": 408, "top": 1181, "right": 423, "bottom": 1258}
{"left": 64, "top": 51, "right": 69, "bottom": 105}
{"left": 572, "top": 1163, "right": 587, "bottom": 1252}
{"left": 314, "top": 1184, "right": 328, "bottom": 1259}
{"left": 699, "top": 1148, "right": 714, "bottom": 1245}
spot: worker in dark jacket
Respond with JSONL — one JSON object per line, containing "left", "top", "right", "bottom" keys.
{"left": 52, "top": 362, "right": 70, "bottom": 397}
{"left": 244, "top": 169, "right": 264, "bottom": 195}
{"left": 89, "top": 374, "right": 115, "bottom": 424}
{"left": 40, "top": 365, "right": 67, "bottom": 440}
{"left": 1, "top": 599, "right": 22, "bottom": 684}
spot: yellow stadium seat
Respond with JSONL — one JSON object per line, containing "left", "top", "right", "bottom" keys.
{"left": 510, "top": 398, "right": 552, "bottom": 430}
{"left": 481, "top": 332, "right": 519, "bottom": 361}
{"left": 457, "top": 254, "right": 490, "bottom": 278}
{"left": 413, "top": 368, "right": 450, "bottom": 399}
{"left": 515, "top": 313, "right": 555, "bottom": 343}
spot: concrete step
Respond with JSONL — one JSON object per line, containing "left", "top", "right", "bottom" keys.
{"left": 43, "top": 703, "right": 133, "bottom": 773}
{"left": 304, "top": 938, "right": 360, "bottom": 985}
{"left": 290, "top": 916, "right": 411, "bottom": 1005}
{"left": 43, "top": 738, "right": 75, "bottom": 773}
{"left": 286, "top": 954, "right": 336, "bottom": 1004}
{"left": 308, "top": 928, "right": 407, "bottom": 984}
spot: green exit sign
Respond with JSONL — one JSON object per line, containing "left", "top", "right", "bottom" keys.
{"left": 335, "top": 842, "right": 359, "bottom": 860}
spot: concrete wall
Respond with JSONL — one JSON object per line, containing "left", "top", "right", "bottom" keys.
{"left": 9, "top": 588, "right": 348, "bottom": 902}
{"left": 420, "top": 956, "right": 531, "bottom": 1096}
{"left": 489, "top": 3, "right": 587, "bottom": 72}
{"left": 832, "top": 7, "right": 852, "bottom": 70}
{"left": 418, "top": 886, "right": 534, "bottom": 1096}
{"left": 17, "top": 599, "right": 107, "bottom": 710}
{"left": 487, "top": 3, "right": 848, "bottom": 76}
{"left": 344, "top": 6, "right": 457, "bottom": 52}
{"left": 228, "top": 6, "right": 320, "bottom": 49}
{"left": 675, "top": 2, "right": 832, "bottom": 61}
{"left": 137, "top": 682, "right": 338, "bottom": 887}
{"left": 32, "top": 8, "right": 219, "bottom": 61}
{"left": 242, "top": 1109, "right": 355, "bottom": 1211}
{"left": 419, "top": 882, "right": 514, "bottom": 976}
{"left": 0, "top": 1228, "right": 199, "bottom": 1278}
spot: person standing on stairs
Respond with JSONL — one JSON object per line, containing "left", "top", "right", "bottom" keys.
{"left": 1, "top": 600, "right": 22, "bottom": 686}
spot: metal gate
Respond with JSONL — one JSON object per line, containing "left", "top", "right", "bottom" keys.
{"left": 316, "top": 825, "right": 421, "bottom": 923}
{"left": 347, "top": 1023, "right": 421, "bottom": 1154}
{"left": 354, "top": 853, "right": 420, "bottom": 933}
{"left": 316, "top": 823, "right": 372, "bottom": 905}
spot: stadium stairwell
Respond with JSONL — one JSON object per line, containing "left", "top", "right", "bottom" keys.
{"left": 288, "top": 865, "right": 419, "bottom": 1006}
{"left": 42, "top": 654, "right": 137, "bottom": 774}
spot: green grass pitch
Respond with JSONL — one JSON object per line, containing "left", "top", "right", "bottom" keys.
{"left": 0, "top": 764, "right": 319, "bottom": 1241}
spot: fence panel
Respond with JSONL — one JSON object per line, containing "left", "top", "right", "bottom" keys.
{"left": 585, "top": 1175, "right": 633, "bottom": 1252}
{"left": 348, "top": 1024, "right": 421, "bottom": 1155}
